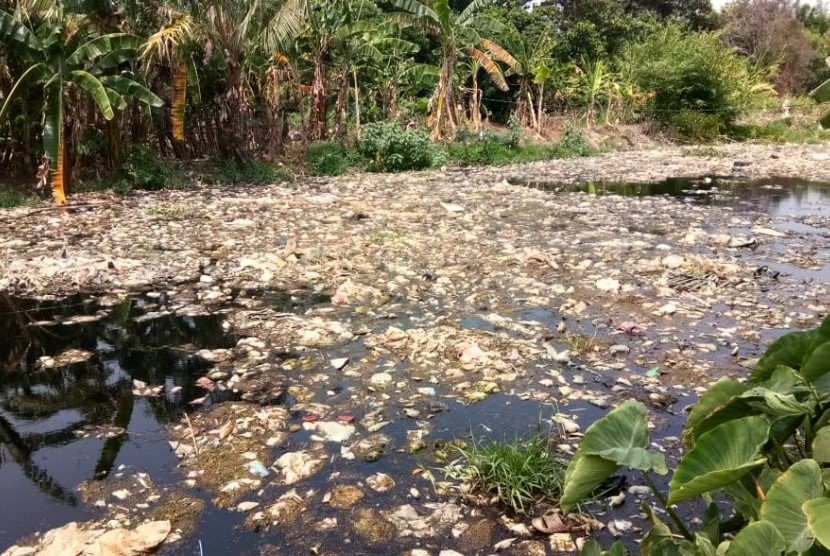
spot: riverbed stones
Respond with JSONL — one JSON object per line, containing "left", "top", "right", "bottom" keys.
{"left": 351, "top": 508, "right": 397, "bottom": 544}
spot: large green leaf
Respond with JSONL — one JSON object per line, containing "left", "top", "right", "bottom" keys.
{"left": 803, "top": 498, "right": 830, "bottom": 549}
{"left": 684, "top": 378, "right": 747, "bottom": 448}
{"left": 67, "top": 33, "right": 143, "bottom": 65}
{"left": 561, "top": 454, "right": 619, "bottom": 513}
{"left": 668, "top": 416, "right": 769, "bottom": 506}
{"left": 751, "top": 331, "right": 817, "bottom": 382}
{"left": 0, "top": 10, "right": 42, "bottom": 52}
{"left": 99, "top": 76, "right": 163, "bottom": 107}
{"left": 811, "top": 77, "right": 830, "bottom": 104}
{"left": 760, "top": 459, "right": 823, "bottom": 553}
{"left": 725, "top": 468, "right": 781, "bottom": 521}
{"left": 69, "top": 70, "right": 114, "bottom": 120}
{"left": 725, "top": 521, "right": 786, "bottom": 556}
{"left": 0, "top": 63, "right": 48, "bottom": 123}
{"left": 561, "top": 400, "right": 664, "bottom": 512}
{"left": 580, "top": 539, "right": 626, "bottom": 556}
{"left": 801, "top": 341, "right": 830, "bottom": 387}
{"left": 93, "top": 48, "right": 136, "bottom": 72}
{"left": 813, "top": 426, "right": 830, "bottom": 463}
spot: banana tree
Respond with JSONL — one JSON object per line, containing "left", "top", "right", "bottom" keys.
{"left": 0, "top": 8, "right": 162, "bottom": 204}
{"left": 499, "top": 24, "right": 555, "bottom": 130}
{"left": 389, "top": 0, "right": 506, "bottom": 140}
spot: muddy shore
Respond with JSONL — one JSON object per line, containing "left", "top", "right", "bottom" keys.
{"left": 2, "top": 141, "right": 829, "bottom": 555}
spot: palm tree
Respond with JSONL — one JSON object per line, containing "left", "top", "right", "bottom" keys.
{"left": 389, "top": 0, "right": 507, "bottom": 140}
{"left": 0, "top": 4, "right": 162, "bottom": 204}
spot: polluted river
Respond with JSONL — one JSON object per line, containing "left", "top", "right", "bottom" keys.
{"left": 1, "top": 142, "right": 829, "bottom": 555}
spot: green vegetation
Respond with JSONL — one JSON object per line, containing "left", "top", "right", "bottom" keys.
{"left": 561, "top": 314, "right": 830, "bottom": 555}
{"left": 444, "top": 432, "right": 567, "bottom": 515}
{"left": 1, "top": 0, "right": 830, "bottom": 202}
{"left": 210, "top": 159, "right": 293, "bottom": 185}
{"left": 0, "top": 188, "right": 40, "bottom": 208}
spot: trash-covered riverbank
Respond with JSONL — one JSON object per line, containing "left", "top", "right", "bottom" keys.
{"left": 2, "top": 141, "right": 829, "bottom": 555}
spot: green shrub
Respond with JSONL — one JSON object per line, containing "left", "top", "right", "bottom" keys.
{"left": 211, "top": 159, "right": 292, "bottom": 185}
{"left": 127, "top": 146, "right": 185, "bottom": 191}
{"left": 307, "top": 141, "right": 354, "bottom": 176}
{"left": 667, "top": 110, "right": 726, "bottom": 142}
{"left": 0, "top": 188, "right": 40, "bottom": 208}
{"left": 549, "top": 125, "right": 597, "bottom": 157}
{"left": 623, "top": 23, "right": 768, "bottom": 136}
{"left": 357, "top": 121, "right": 435, "bottom": 172}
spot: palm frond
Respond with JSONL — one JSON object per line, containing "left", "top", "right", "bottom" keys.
{"left": 140, "top": 15, "right": 195, "bottom": 67}
{"left": 482, "top": 38, "right": 516, "bottom": 69}
{"left": 262, "top": 0, "right": 306, "bottom": 52}
{"left": 468, "top": 46, "right": 507, "bottom": 91}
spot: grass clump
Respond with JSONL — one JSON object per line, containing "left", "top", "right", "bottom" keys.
{"left": 0, "top": 188, "right": 40, "bottom": 208}
{"left": 730, "top": 118, "right": 830, "bottom": 143}
{"left": 306, "top": 141, "right": 356, "bottom": 176}
{"left": 127, "top": 146, "right": 186, "bottom": 191}
{"left": 448, "top": 126, "right": 596, "bottom": 167}
{"left": 211, "top": 159, "right": 292, "bottom": 185}
{"left": 445, "top": 433, "right": 567, "bottom": 515}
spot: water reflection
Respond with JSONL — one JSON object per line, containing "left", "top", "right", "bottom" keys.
{"left": 511, "top": 176, "right": 830, "bottom": 219}
{"left": 0, "top": 292, "right": 234, "bottom": 543}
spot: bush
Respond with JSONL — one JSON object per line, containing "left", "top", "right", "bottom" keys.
{"left": 549, "top": 125, "right": 597, "bottom": 157}
{"left": 623, "top": 23, "right": 768, "bottom": 136}
{"left": 668, "top": 110, "right": 726, "bottom": 142}
{"left": 211, "top": 159, "right": 292, "bottom": 185}
{"left": 357, "top": 121, "right": 435, "bottom": 172}
{"left": 0, "top": 188, "right": 40, "bottom": 208}
{"left": 306, "top": 141, "right": 354, "bottom": 176}
{"left": 127, "top": 146, "right": 184, "bottom": 191}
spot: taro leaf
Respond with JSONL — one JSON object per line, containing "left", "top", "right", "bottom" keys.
{"left": 760, "top": 459, "right": 823, "bottom": 553}
{"left": 814, "top": 427, "right": 830, "bottom": 463}
{"left": 580, "top": 539, "right": 626, "bottom": 556}
{"left": 561, "top": 454, "right": 619, "bottom": 513}
{"left": 668, "top": 416, "right": 770, "bottom": 506}
{"left": 561, "top": 400, "right": 662, "bottom": 512}
{"left": 803, "top": 498, "right": 830, "bottom": 550}
{"left": 599, "top": 447, "right": 667, "bottom": 475}
{"left": 802, "top": 341, "right": 830, "bottom": 388}
{"left": 812, "top": 77, "right": 830, "bottom": 103}
{"left": 751, "top": 331, "right": 818, "bottom": 383}
{"left": 742, "top": 388, "right": 815, "bottom": 417}
{"left": 684, "top": 378, "right": 748, "bottom": 449}
{"left": 695, "top": 533, "right": 717, "bottom": 556}
{"left": 725, "top": 521, "right": 786, "bottom": 556}
{"left": 725, "top": 468, "right": 782, "bottom": 521}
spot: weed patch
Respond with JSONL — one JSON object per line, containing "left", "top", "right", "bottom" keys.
{"left": 443, "top": 433, "right": 567, "bottom": 515}
{"left": 210, "top": 159, "right": 292, "bottom": 185}
{"left": 0, "top": 189, "right": 40, "bottom": 208}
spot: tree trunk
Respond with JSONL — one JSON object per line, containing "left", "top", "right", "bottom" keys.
{"left": 353, "top": 68, "right": 361, "bottom": 140}
{"left": 469, "top": 74, "right": 481, "bottom": 132}
{"left": 536, "top": 83, "right": 545, "bottom": 134}
{"left": 309, "top": 57, "right": 328, "bottom": 141}
{"left": 334, "top": 68, "right": 349, "bottom": 138}
{"left": 430, "top": 49, "right": 457, "bottom": 141}
{"left": 516, "top": 80, "right": 531, "bottom": 128}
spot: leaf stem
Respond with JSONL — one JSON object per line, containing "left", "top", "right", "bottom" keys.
{"left": 642, "top": 471, "right": 694, "bottom": 541}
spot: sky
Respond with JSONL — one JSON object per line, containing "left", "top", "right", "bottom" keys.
{"left": 711, "top": 0, "right": 818, "bottom": 9}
